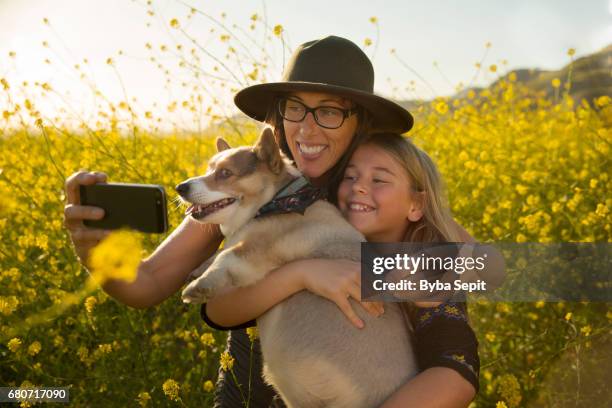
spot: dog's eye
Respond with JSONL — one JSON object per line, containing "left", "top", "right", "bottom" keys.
{"left": 217, "top": 168, "right": 233, "bottom": 179}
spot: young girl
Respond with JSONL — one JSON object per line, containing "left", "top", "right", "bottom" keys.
{"left": 336, "top": 131, "right": 479, "bottom": 407}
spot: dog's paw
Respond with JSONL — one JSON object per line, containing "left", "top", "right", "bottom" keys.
{"left": 181, "top": 280, "right": 215, "bottom": 304}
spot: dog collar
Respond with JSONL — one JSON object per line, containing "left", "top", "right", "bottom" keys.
{"left": 255, "top": 176, "right": 326, "bottom": 218}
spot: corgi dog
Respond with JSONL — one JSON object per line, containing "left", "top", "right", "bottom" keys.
{"left": 176, "top": 128, "right": 417, "bottom": 408}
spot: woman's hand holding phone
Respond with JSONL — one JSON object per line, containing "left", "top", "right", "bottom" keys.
{"left": 63, "top": 170, "right": 112, "bottom": 268}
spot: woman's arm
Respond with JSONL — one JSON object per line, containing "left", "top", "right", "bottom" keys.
{"left": 379, "top": 367, "right": 475, "bottom": 408}
{"left": 101, "top": 216, "right": 223, "bottom": 308}
{"left": 205, "top": 259, "right": 306, "bottom": 327}
{"left": 206, "top": 259, "right": 384, "bottom": 328}
{"left": 64, "top": 170, "right": 225, "bottom": 309}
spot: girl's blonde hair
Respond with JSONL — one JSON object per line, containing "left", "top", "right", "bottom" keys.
{"left": 360, "top": 132, "right": 460, "bottom": 243}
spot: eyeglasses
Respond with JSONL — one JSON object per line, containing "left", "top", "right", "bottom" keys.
{"left": 277, "top": 97, "right": 356, "bottom": 129}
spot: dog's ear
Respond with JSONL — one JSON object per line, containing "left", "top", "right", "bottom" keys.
{"left": 254, "top": 128, "right": 283, "bottom": 174}
{"left": 216, "top": 138, "right": 231, "bottom": 152}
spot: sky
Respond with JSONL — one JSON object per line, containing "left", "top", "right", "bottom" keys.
{"left": 0, "top": 0, "right": 610, "bottom": 130}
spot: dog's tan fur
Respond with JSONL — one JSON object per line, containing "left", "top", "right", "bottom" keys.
{"left": 177, "top": 129, "right": 418, "bottom": 407}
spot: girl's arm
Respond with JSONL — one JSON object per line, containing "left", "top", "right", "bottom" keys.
{"left": 205, "top": 258, "right": 384, "bottom": 329}
{"left": 381, "top": 299, "right": 480, "bottom": 407}
{"left": 379, "top": 367, "right": 476, "bottom": 408}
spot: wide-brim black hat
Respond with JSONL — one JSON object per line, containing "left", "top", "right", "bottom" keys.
{"left": 234, "top": 36, "right": 413, "bottom": 133}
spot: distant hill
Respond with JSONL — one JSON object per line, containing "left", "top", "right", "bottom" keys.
{"left": 397, "top": 44, "right": 612, "bottom": 109}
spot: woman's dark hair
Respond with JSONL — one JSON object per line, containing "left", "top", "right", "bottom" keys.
{"left": 264, "top": 96, "right": 374, "bottom": 204}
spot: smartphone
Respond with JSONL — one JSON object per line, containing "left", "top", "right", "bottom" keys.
{"left": 80, "top": 183, "right": 168, "bottom": 233}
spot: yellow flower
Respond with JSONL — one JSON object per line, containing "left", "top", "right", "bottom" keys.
{"left": 489, "top": 64, "right": 497, "bottom": 73}
{"left": 595, "top": 203, "right": 608, "bottom": 217}
{"left": 496, "top": 374, "right": 522, "bottom": 407}
{"left": 88, "top": 230, "right": 142, "bottom": 286}
{"left": 435, "top": 101, "right": 449, "bottom": 115}
{"left": 369, "top": 16, "right": 378, "bottom": 24}
{"left": 246, "top": 326, "right": 259, "bottom": 342}
{"left": 219, "top": 351, "right": 235, "bottom": 372}
{"left": 565, "top": 312, "right": 572, "bottom": 321}
{"left": 137, "top": 391, "right": 151, "bottom": 407}
{"left": 551, "top": 78, "right": 561, "bottom": 88}
{"left": 8, "top": 338, "right": 22, "bottom": 352}
{"left": 162, "top": 379, "right": 181, "bottom": 402}
{"left": 496, "top": 402, "right": 508, "bottom": 408}
{"left": 247, "top": 68, "right": 258, "bottom": 81}
{"left": 595, "top": 95, "right": 611, "bottom": 108}
{"left": 515, "top": 184, "right": 528, "bottom": 195}
{"left": 580, "top": 325, "right": 592, "bottom": 336}
{"left": 98, "top": 343, "right": 112, "bottom": 354}
{"left": 551, "top": 202, "right": 562, "bottom": 213}
{"left": 85, "top": 296, "right": 98, "bottom": 314}
{"left": 273, "top": 25, "right": 283, "bottom": 37}
{"left": 567, "top": 48, "right": 575, "bottom": 56}
{"left": 203, "top": 380, "right": 214, "bottom": 392}
{"left": 170, "top": 18, "right": 179, "bottom": 28}
{"left": 485, "top": 332, "right": 496, "bottom": 342}
{"left": 200, "top": 333, "right": 215, "bottom": 346}
{"left": 28, "top": 341, "right": 41, "bottom": 356}
{"left": 0, "top": 296, "right": 19, "bottom": 315}
{"left": 364, "top": 38, "right": 372, "bottom": 47}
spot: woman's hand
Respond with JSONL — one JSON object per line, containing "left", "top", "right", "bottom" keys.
{"left": 298, "top": 258, "right": 385, "bottom": 329}
{"left": 63, "top": 170, "right": 112, "bottom": 267}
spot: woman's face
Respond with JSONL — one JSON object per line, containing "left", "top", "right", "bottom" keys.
{"left": 338, "top": 143, "right": 421, "bottom": 242}
{"left": 282, "top": 92, "right": 358, "bottom": 181}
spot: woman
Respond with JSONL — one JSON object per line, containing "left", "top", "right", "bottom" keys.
{"left": 64, "top": 36, "right": 478, "bottom": 407}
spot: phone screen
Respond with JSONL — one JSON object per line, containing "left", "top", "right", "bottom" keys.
{"left": 80, "top": 183, "right": 168, "bottom": 233}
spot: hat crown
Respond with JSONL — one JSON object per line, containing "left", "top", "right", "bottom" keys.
{"left": 281, "top": 36, "right": 375, "bottom": 94}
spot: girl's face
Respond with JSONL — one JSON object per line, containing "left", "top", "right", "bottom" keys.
{"left": 282, "top": 92, "right": 358, "bottom": 182}
{"left": 338, "top": 143, "right": 423, "bottom": 242}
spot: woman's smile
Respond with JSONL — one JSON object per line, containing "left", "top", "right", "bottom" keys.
{"left": 284, "top": 92, "right": 357, "bottom": 179}
{"left": 296, "top": 141, "right": 328, "bottom": 159}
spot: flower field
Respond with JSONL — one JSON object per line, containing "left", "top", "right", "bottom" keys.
{"left": 1, "top": 7, "right": 611, "bottom": 407}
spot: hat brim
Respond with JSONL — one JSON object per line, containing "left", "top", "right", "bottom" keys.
{"left": 234, "top": 82, "right": 413, "bottom": 133}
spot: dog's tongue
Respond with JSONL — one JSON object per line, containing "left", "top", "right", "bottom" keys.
{"left": 185, "top": 204, "right": 194, "bottom": 215}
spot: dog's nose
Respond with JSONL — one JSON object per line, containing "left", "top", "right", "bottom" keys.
{"left": 175, "top": 182, "right": 190, "bottom": 196}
